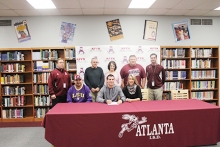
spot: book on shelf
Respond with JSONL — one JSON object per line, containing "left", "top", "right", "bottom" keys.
{"left": 34, "top": 96, "right": 51, "bottom": 106}
{"left": 191, "top": 91, "right": 214, "bottom": 100}
{"left": 0, "top": 63, "right": 25, "bottom": 72}
{"left": 33, "top": 85, "right": 48, "bottom": 94}
{"left": 40, "top": 49, "right": 58, "bottom": 60}
{"left": 2, "top": 96, "right": 26, "bottom": 107}
{"left": 191, "top": 70, "right": 216, "bottom": 79}
{"left": 191, "top": 48, "right": 212, "bottom": 58}
{"left": 1, "top": 51, "right": 24, "bottom": 61}
{"left": 1, "top": 74, "right": 24, "bottom": 84}
{"left": 2, "top": 109, "right": 24, "bottom": 118}
{"left": 33, "top": 61, "right": 56, "bottom": 71}
{"left": 191, "top": 81, "right": 215, "bottom": 90}
{"left": 65, "top": 48, "right": 75, "bottom": 59}
{"left": 2, "top": 86, "right": 25, "bottom": 95}
{"left": 33, "top": 73, "right": 50, "bottom": 83}
{"left": 163, "top": 82, "right": 183, "bottom": 91}
{"left": 66, "top": 62, "right": 76, "bottom": 71}
{"left": 162, "top": 60, "right": 186, "bottom": 69}
{"left": 162, "top": 48, "right": 185, "bottom": 58}
{"left": 34, "top": 108, "right": 50, "bottom": 118}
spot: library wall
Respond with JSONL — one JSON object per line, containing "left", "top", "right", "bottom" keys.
{"left": 0, "top": 15, "right": 220, "bottom": 48}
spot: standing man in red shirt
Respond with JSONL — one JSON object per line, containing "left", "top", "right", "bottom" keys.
{"left": 146, "top": 53, "right": 165, "bottom": 100}
{"left": 120, "top": 55, "right": 146, "bottom": 89}
{"left": 48, "top": 58, "right": 72, "bottom": 108}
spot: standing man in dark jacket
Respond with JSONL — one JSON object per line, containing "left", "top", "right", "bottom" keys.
{"left": 48, "top": 58, "right": 72, "bottom": 107}
{"left": 146, "top": 53, "right": 165, "bottom": 100}
{"left": 84, "top": 57, "right": 104, "bottom": 102}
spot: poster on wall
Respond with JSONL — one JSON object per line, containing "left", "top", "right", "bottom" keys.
{"left": 59, "top": 22, "right": 76, "bottom": 44}
{"left": 75, "top": 45, "right": 160, "bottom": 87}
{"left": 106, "top": 19, "right": 124, "bottom": 41}
{"left": 143, "top": 20, "right": 158, "bottom": 41}
{"left": 172, "top": 21, "right": 190, "bottom": 42}
{"left": 14, "top": 20, "right": 31, "bottom": 43}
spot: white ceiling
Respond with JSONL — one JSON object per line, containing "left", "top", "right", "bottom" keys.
{"left": 0, "top": 0, "right": 220, "bottom": 16}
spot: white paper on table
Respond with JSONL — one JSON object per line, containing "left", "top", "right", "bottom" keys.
{"left": 108, "top": 102, "right": 118, "bottom": 105}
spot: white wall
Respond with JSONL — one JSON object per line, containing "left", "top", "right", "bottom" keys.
{"left": 0, "top": 15, "right": 220, "bottom": 47}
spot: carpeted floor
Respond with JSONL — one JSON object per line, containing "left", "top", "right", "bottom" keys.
{"left": 0, "top": 127, "right": 219, "bottom": 147}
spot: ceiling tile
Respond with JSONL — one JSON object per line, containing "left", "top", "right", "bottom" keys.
{"left": 82, "top": 9, "right": 104, "bottom": 15}
{"left": 174, "top": 0, "right": 207, "bottom": 9}
{"left": 0, "top": 0, "right": 34, "bottom": 9}
{"left": 150, "top": 0, "right": 182, "bottom": 9}
{"left": 0, "top": 10, "right": 19, "bottom": 16}
{"left": 104, "top": 9, "right": 126, "bottom": 14}
{"left": 59, "top": 9, "right": 83, "bottom": 15}
{"left": 0, "top": 3, "right": 10, "bottom": 9}
{"left": 165, "top": 9, "right": 190, "bottom": 15}
{"left": 125, "top": 9, "right": 147, "bottom": 15}
{"left": 37, "top": 9, "right": 61, "bottom": 15}
{"left": 202, "top": 10, "right": 220, "bottom": 16}
{"left": 105, "top": 0, "right": 131, "bottom": 8}
{"left": 52, "top": 0, "right": 81, "bottom": 9}
{"left": 184, "top": 10, "right": 210, "bottom": 16}
{"left": 80, "top": 0, "right": 105, "bottom": 8}
{"left": 146, "top": 9, "right": 169, "bottom": 15}
{"left": 195, "top": 0, "right": 220, "bottom": 9}
{"left": 14, "top": 9, "right": 41, "bottom": 16}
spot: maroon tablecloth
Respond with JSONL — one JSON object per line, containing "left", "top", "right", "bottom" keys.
{"left": 42, "top": 99, "right": 220, "bottom": 147}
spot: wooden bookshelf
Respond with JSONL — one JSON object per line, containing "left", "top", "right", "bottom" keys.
{"left": 0, "top": 47, "right": 76, "bottom": 122}
{"left": 160, "top": 46, "right": 219, "bottom": 106}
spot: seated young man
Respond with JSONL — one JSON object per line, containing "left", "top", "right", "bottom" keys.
{"left": 67, "top": 75, "right": 92, "bottom": 103}
{"left": 96, "top": 74, "right": 126, "bottom": 104}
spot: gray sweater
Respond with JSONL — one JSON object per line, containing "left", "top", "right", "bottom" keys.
{"left": 96, "top": 85, "right": 126, "bottom": 103}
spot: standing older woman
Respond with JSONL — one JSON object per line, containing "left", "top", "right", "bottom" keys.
{"left": 105, "top": 61, "right": 121, "bottom": 87}
{"left": 123, "top": 74, "right": 142, "bottom": 102}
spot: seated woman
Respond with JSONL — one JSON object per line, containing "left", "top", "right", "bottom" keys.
{"left": 123, "top": 74, "right": 142, "bottom": 102}
{"left": 105, "top": 61, "right": 121, "bottom": 87}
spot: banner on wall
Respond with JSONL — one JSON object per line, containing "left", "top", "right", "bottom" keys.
{"left": 59, "top": 22, "right": 76, "bottom": 44}
{"left": 106, "top": 19, "right": 124, "bottom": 41}
{"left": 172, "top": 21, "right": 190, "bottom": 42}
{"left": 14, "top": 20, "right": 31, "bottom": 43}
{"left": 75, "top": 45, "right": 160, "bottom": 82}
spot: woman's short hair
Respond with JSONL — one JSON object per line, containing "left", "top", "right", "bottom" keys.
{"left": 107, "top": 61, "right": 117, "bottom": 71}
{"left": 127, "top": 74, "right": 139, "bottom": 86}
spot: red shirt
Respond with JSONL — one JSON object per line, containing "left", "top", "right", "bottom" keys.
{"left": 146, "top": 64, "right": 165, "bottom": 89}
{"left": 48, "top": 68, "right": 72, "bottom": 97}
{"left": 120, "top": 64, "right": 146, "bottom": 86}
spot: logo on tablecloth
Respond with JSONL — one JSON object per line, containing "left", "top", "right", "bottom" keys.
{"left": 118, "top": 114, "right": 174, "bottom": 139}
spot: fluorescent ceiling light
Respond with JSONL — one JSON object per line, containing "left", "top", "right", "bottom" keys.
{"left": 214, "top": 6, "right": 220, "bottom": 10}
{"left": 26, "top": 0, "right": 56, "bottom": 9}
{"left": 129, "top": 0, "right": 156, "bottom": 8}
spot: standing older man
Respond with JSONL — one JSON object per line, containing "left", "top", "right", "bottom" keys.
{"left": 96, "top": 74, "right": 125, "bottom": 104}
{"left": 120, "top": 55, "right": 146, "bottom": 89}
{"left": 67, "top": 75, "right": 92, "bottom": 103}
{"left": 84, "top": 57, "right": 104, "bottom": 102}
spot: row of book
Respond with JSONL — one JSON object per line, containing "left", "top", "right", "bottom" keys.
{"left": 35, "top": 108, "right": 50, "bottom": 118}
{"left": 191, "top": 59, "right": 211, "bottom": 68}
{"left": 34, "top": 96, "right": 51, "bottom": 106}
{"left": 191, "top": 91, "right": 214, "bottom": 100}
{"left": 2, "top": 96, "right": 26, "bottom": 107}
{"left": 162, "top": 48, "right": 185, "bottom": 58}
{"left": 33, "top": 73, "right": 50, "bottom": 83}
{"left": 33, "top": 85, "right": 48, "bottom": 94}
{"left": 2, "top": 109, "right": 24, "bottom": 118}
{"left": 161, "top": 60, "right": 186, "bottom": 69}
{"left": 66, "top": 61, "right": 76, "bottom": 71}
{"left": 191, "top": 48, "right": 212, "bottom": 58}
{"left": 191, "top": 70, "right": 216, "bottom": 79}
{"left": 32, "top": 50, "right": 58, "bottom": 60}
{"left": 191, "top": 81, "right": 215, "bottom": 90}
{"left": 65, "top": 48, "right": 75, "bottom": 59}
{"left": 2, "top": 86, "right": 25, "bottom": 95}
{"left": 0, "top": 63, "right": 25, "bottom": 72}
{"left": 1, "top": 74, "right": 24, "bottom": 84}
{"left": 166, "top": 71, "right": 186, "bottom": 80}
{"left": 0, "top": 51, "right": 25, "bottom": 61}
{"left": 33, "top": 61, "right": 56, "bottom": 71}
{"left": 163, "top": 82, "right": 183, "bottom": 91}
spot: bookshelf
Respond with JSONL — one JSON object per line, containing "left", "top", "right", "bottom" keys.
{"left": 161, "top": 46, "right": 219, "bottom": 106}
{"left": 0, "top": 47, "right": 76, "bottom": 122}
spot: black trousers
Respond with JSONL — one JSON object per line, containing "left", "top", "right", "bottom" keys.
{"left": 51, "top": 95, "right": 67, "bottom": 108}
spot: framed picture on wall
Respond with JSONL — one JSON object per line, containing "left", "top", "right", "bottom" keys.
{"left": 172, "top": 21, "right": 191, "bottom": 42}
{"left": 106, "top": 19, "right": 124, "bottom": 41}
{"left": 143, "top": 20, "right": 158, "bottom": 41}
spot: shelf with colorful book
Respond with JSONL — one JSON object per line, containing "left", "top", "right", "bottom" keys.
{"left": 190, "top": 46, "right": 219, "bottom": 105}
{"left": 161, "top": 46, "right": 191, "bottom": 96}
{"left": 0, "top": 48, "right": 34, "bottom": 121}
{"left": 64, "top": 46, "right": 76, "bottom": 83}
